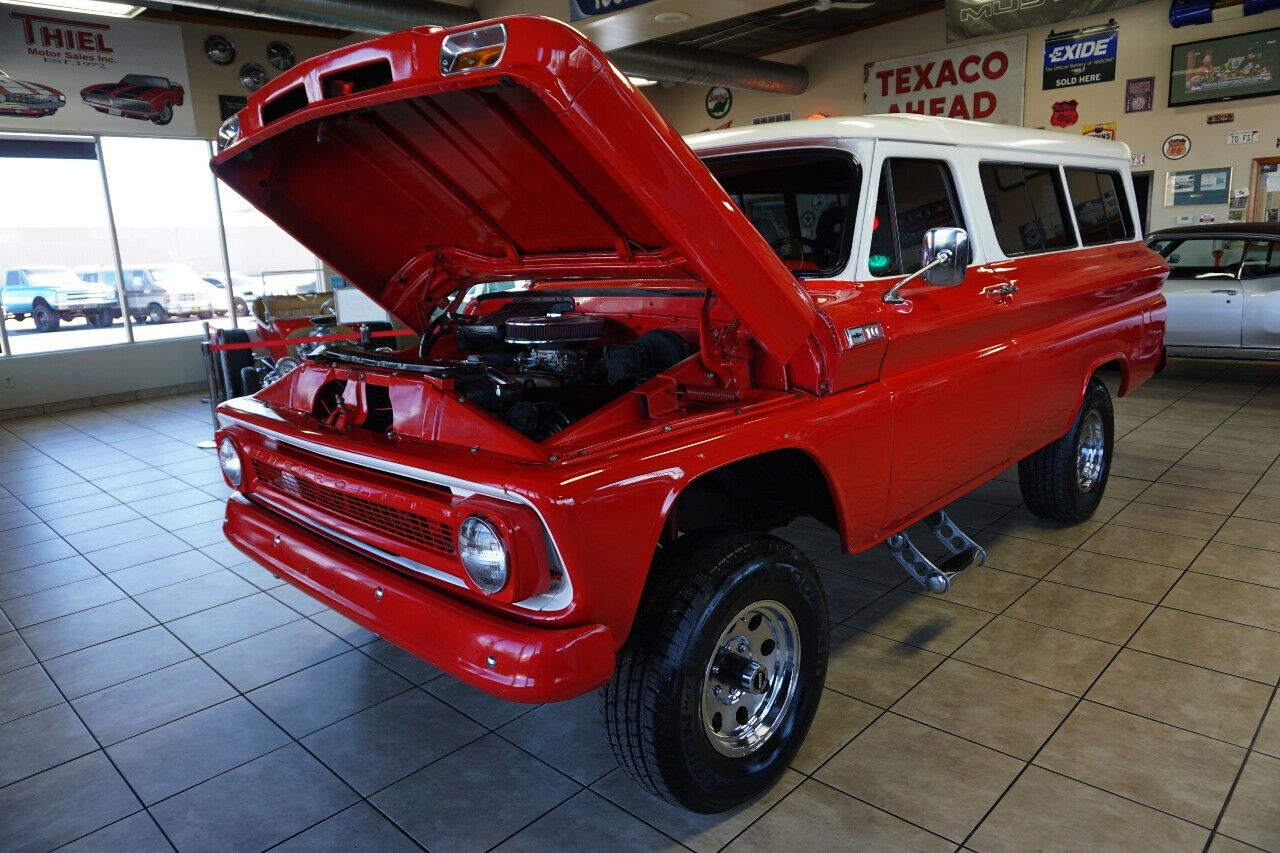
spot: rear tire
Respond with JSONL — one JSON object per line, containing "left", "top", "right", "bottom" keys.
{"left": 1019, "top": 376, "right": 1113, "bottom": 522}
{"left": 85, "top": 309, "right": 114, "bottom": 328}
{"left": 32, "top": 302, "right": 60, "bottom": 333}
{"left": 601, "top": 530, "right": 828, "bottom": 813}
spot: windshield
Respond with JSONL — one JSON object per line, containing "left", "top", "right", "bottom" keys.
{"left": 25, "top": 269, "right": 84, "bottom": 288}
{"left": 121, "top": 74, "right": 169, "bottom": 88}
{"left": 703, "top": 149, "right": 858, "bottom": 278}
{"left": 147, "top": 264, "right": 208, "bottom": 288}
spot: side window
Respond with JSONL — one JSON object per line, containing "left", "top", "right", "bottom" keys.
{"left": 1157, "top": 238, "right": 1245, "bottom": 278}
{"left": 868, "top": 158, "right": 964, "bottom": 276}
{"left": 5, "top": 270, "right": 19, "bottom": 287}
{"left": 129, "top": 272, "right": 148, "bottom": 290}
{"left": 1064, "top": 168, "right": 1134, "bottom": 245}
{"left": 979, "top": 162, "right": 1074, "bottom": 256}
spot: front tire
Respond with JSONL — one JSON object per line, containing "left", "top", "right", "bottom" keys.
{"left": 32, "top": 302, "right": 60, "bottom": 333}
{"left": 152, "top": 104, "right": 173, "bottom": 126}
{"left": 1019, "top": 376, "right": 1114, "bottom": 522}
{"left": 146, "top": 303, "right": 169, "bottom": 324}
{"left": 601, "top": 530, "right": 828, "bottom": 813}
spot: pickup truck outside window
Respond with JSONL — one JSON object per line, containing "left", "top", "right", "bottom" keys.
{"left": 1065, "top": 168, "right": 1134, "bottom": 245}
{"left": 980, "top": 162, "right": 1075, "bottom": 255}
{"left": 869, "top": 158, "right": 964, "bottom": 276}
{"left": 706, "top": 150, "right": 857, "bottom": 277}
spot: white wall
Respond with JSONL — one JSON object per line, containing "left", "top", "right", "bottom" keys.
{"left": 645, "top": 1, "right": 1280, "bottom": 230}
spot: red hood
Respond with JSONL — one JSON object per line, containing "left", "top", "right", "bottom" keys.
{"left": 210, "top": 16, "right": 817, "bottom": 361}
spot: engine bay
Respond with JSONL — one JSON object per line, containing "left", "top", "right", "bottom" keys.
{"left": 308, "top": 294, "right": 694, "bottom": 442}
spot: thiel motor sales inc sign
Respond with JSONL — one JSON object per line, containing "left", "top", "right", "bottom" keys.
{"left": 864, "top": 36, "right": 1027, "bottom": 126}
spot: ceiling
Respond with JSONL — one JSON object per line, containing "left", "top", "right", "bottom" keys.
{"left": 649, "top": 0, "right": 942, "bottom": 57}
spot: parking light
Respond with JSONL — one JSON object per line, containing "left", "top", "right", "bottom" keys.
{"left": 439, "top": 23, "right": 507, "bottom": 75}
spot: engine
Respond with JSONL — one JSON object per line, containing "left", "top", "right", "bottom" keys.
{"left": 449, "top": 305, "right": 691, "bottom": 441}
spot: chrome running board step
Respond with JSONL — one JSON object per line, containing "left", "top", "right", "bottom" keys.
{"left": 885, "top": 510, "right": 987, "bottom": 595}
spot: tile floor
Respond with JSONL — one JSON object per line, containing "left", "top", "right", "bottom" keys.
{"left": 1, "top": 360, "right": 1279, "bottom": 852}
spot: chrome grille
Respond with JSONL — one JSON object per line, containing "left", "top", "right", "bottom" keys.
{"left": 251, "top": 458, "right": 455, "bottom": 556}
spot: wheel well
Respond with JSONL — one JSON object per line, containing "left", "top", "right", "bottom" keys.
{"left": 32, "top": 297, "right": 50, "bottom": 309}
{"left": 1093, "top": 358, "right": 1129, "bottom": 396}
{"left": 667, "top": 449, "right": 840, "bottom": 541}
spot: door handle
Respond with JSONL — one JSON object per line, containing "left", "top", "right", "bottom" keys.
{"left": 1210, "top": 289, "right": 1239, "bottom": 296}
{"left": 982, "top": 283, "right": 1018, "bottom": 297}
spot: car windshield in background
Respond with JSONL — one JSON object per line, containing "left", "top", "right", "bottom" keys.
{"left": 24, "top": 269, "right": 84, "bottom": 288}
{"left": 703, "top": 150, "right": 857, "bottom": 278}
{"left": 121, "top": 75, "right": 169, "bottom": 88}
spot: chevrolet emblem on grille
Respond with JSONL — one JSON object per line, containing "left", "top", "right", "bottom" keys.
{"left": 277, "top": 470, "right": 303, "bottom": 496}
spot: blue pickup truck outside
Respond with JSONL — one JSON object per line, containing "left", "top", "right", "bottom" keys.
{"left": 2, "top": 266, "right": 119, "bottom": 333}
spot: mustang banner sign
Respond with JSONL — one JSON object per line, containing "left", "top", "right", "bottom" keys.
{"left": 0, "top": 4, "right": 193, "bottom": 135}
{"left": 863, "top": 37, "right": 1026, "bottom": 126}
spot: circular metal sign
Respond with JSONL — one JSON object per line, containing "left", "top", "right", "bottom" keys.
{"left": 705, "top": 86, "right": 732, "bottom": 120}
{"left": 1162, "top": 133, "right": 1191, "bottom": 160}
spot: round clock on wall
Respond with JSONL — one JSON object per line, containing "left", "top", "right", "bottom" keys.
{"left": 204, "top": 34, "right": 235, "bottom": 65}
{"left": 266, "top": 41, "right": 296, "bottom": 71}
{"left": 239, "top": 62, "right": 268, "bottom": 92}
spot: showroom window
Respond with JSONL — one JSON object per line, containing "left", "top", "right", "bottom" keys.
{"left": 0, "top": 136, "right": 128, "bottom": 355}
{"left": 979, "top": 162, "right": 1076, "bottom": 256}
{"left": 868, "top": 158, "right": 965, "bottom": 276}
{"left": 0, "top": 134, "right": 327, "bottom": 359}
{"left": 1064, "top": 168, "right": 1134, "bottom": 246}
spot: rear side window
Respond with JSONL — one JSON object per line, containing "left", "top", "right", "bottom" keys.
{"left": 868, "top": 158, "right": 965, "bottom": 276}
{"left": 979, "top": 163, "right": 1074, "bottom": 256}
{"left": 1065, "top": 168, "right": 1133, "bottom": 245}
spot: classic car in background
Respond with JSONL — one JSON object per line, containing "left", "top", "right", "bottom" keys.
{"left": 1148, "top": 223, "right": 1280, "bottom": 358}
{"left": 202, "top": 271, "right": 257, "bottom": 316}
{"left": 77, "top": 263, "right": 219, "bottom": 322}
{"left": 80, "top": 74, "right": 185, "bottom": 125}
{"left": 0, "top": 70, "right": 64, "bottom": 117}
{"left": 2, "top": 266, "right": 118, "bottom": 332}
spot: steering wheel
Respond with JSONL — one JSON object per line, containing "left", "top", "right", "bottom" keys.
{"left": 770, "top": 234, "right": 834, "bottom": 268}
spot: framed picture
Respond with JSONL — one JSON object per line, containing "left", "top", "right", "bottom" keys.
{"left": 1169, "top": 26, "right": 1280, "bottom": 107}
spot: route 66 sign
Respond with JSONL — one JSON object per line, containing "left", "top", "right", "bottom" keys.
{"left": 705, "top": 86, "right": 732, "bottom": 120}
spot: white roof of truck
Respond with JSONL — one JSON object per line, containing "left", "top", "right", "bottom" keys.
{"left": 686, "top": 114, "right": 1131, "bottom": 163}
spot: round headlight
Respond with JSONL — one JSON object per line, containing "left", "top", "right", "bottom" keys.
{"left": 458, "top": 516, "right": 508, "bottom": 594}
{"left": 218, "top": 437, "right": 243, "bottom": 488}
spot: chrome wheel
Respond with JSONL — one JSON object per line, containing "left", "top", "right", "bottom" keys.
{"left": 700, "top": 599, "right": 800, "bottom": 758}
{"left": 1076, "top": 409, "right": 1105, "bottom": 493}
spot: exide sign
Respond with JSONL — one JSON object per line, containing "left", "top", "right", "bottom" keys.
{"left": 864, "top": 36, "right": 1027, "bottom": 126}
{"left": 11, "top": 11, "right": 113, "bottom": 55}
{"left": 1042, "top": 23, "right": 1119, "bottom": 89}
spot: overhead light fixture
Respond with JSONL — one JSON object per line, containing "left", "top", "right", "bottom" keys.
{"left": 0, "top": 0, "right": 144, "bottom": 17}
{"left": 627, "top": 76, "right": 658, "bottom": 87}
{"left": 653, "top": 11, "right": 691, "bottom": 23}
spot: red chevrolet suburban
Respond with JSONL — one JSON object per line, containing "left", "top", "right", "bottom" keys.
{"left": 211, "top": 16, "right": 1168, "bottom": 812}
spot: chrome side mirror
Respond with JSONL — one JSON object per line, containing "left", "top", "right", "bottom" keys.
{"left": 921, "top": 227, "right": 970, "bottom": 287}
{"left": 883, "top": 226, "right": 971, "bottom": 304}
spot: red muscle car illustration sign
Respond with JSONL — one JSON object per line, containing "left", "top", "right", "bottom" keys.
{"left": 0, "top": 6, "right": 193, "bottom": 134}
{"left": 81, "top": 74, "right": 185, "bottom": 125}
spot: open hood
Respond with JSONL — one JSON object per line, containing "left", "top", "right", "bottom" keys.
{"left": 210, "top": 16, "right": 816, "bottom": 361}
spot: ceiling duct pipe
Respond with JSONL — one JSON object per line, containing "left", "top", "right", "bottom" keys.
{"left": 135, "top": 0, "right": 809, "bottom": 93}
{"left": 607, "top": 42, "right": 808, "bottom": 95}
